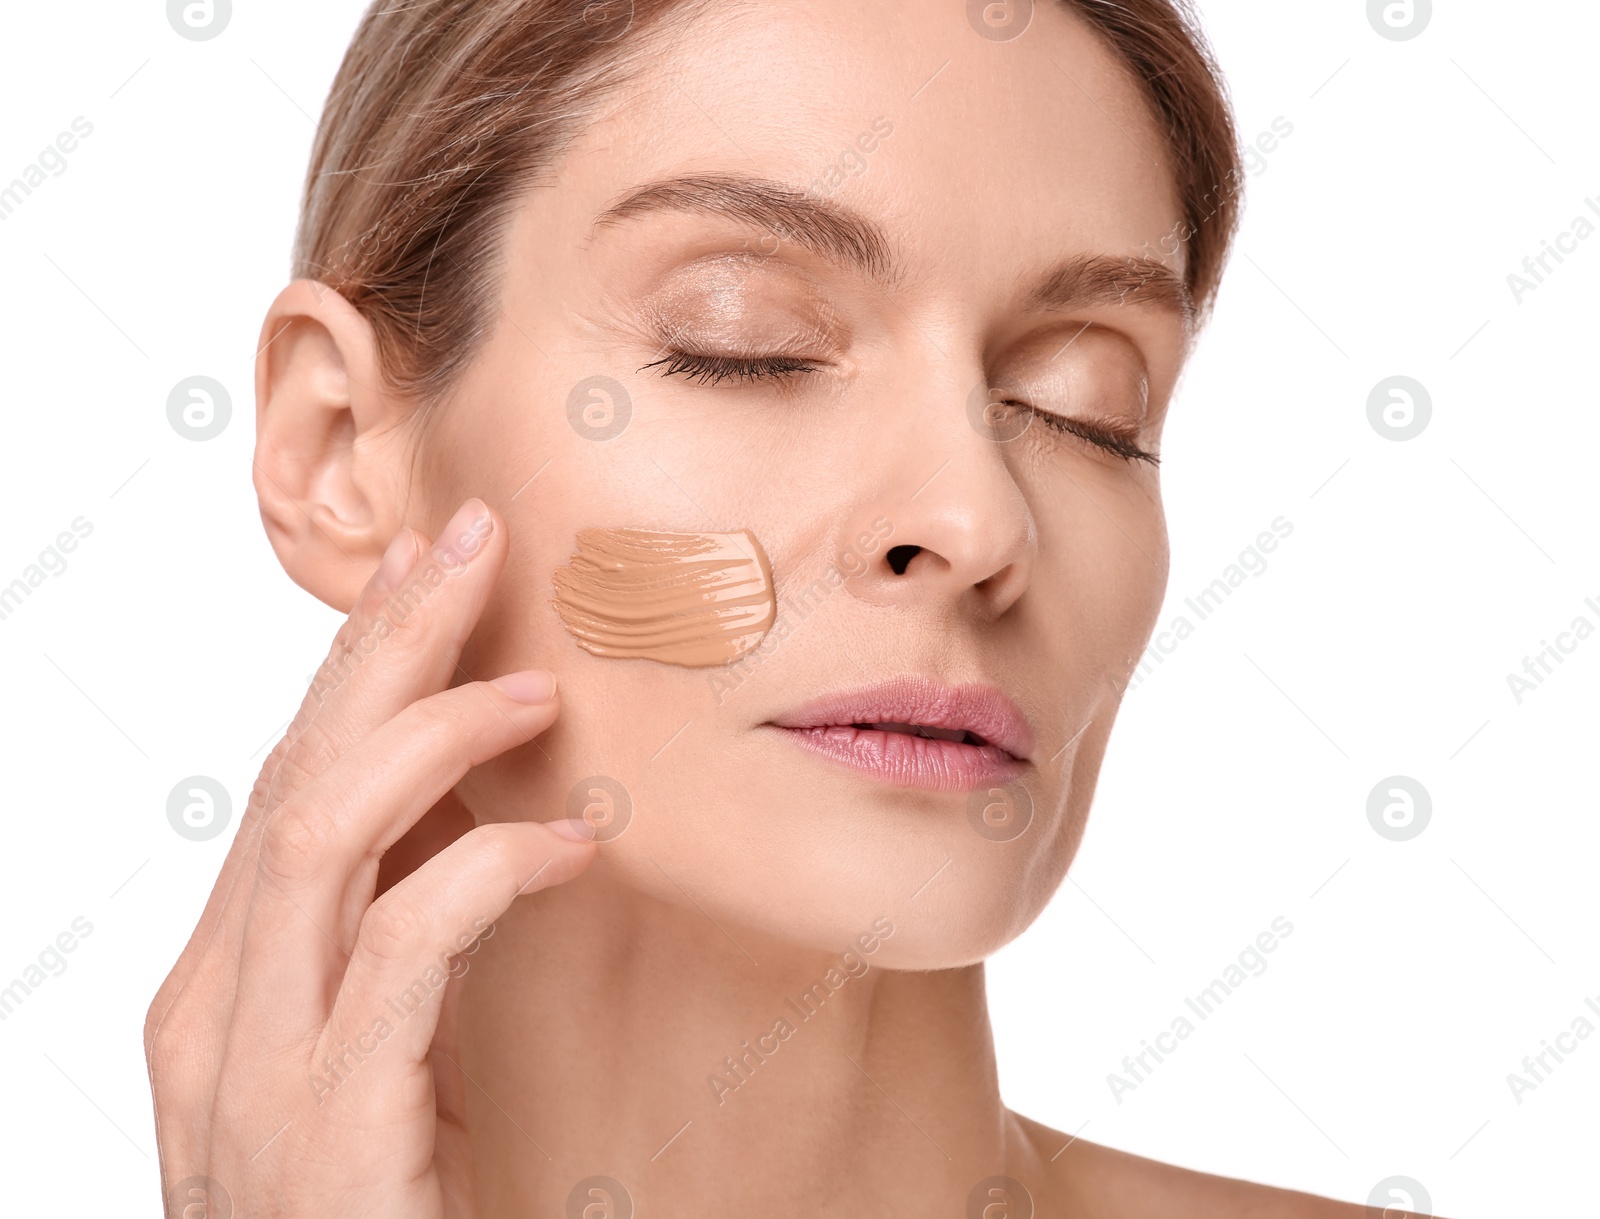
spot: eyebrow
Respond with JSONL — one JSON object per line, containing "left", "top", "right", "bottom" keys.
{"left": 591, "top": 172, "right": 1193, "bottom": 327}
{"left": 1030, "top": 254, "right": 1195, "bottom": 331}
{"left": 592, "top": 173, "right": 898, "bottom": 280}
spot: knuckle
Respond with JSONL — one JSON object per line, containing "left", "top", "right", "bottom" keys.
{"left": 383, "top": 587, "right": 436, "bottom": 643}
{"left": 318, "top": 608, "right": 397, "bottom": 689}
{"left": 143, "top": 996, "right": 174, "bottom": 1069}
{"left": 144, "top": 986, "right": 194, "bottom": 1077}
{"left": 260, "top": 750, "right": 319, "bottom": 815}
{"left": 258, "top": 799, "right": 336, "bottom": 885}
{"left": 306, "top": 567, "right": 439, "bottom": 707}
{"left": 352, "top": 587, "right": 433, "bottom": 665}
{"left": 253, "top": 717, "right": 346, "bottom": 819}
{"left": 279, "top": 717, "right": 346, "bottom": 788}
{"left": 402, "top": 694, "right": 477, "bottom": 751}
{"left": 466, "top": 822, "right": 520, "bottom": 870}
{"left": 359, "top": 896, "right": 431, "bottom": 964}
{"left": 145, "top": 1025, "right": 183, "bottom": 1082}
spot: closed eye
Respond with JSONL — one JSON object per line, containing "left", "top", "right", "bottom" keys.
{"left": 639, "top": 351, "right": 819, "bottom": 385}
{"left": 1012, "top": 402, "right": 1159, "bottom": 465}
{"left": 641, "top": 352, "right": 1158, "bottom": 464}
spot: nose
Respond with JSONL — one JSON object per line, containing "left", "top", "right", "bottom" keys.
{"left": 843, "top": 380, "right": 1037, "bottom": 619}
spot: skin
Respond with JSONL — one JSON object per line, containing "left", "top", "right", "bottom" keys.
{"left": 146, "top": 1, "right": 1394, "bottom": 1215}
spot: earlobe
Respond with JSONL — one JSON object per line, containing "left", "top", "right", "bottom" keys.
{"left": 253, "top": 280, "right": 413, "bottom": 613}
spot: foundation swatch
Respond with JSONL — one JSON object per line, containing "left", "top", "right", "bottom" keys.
{"left": 552, "top": 528, "right": 776, "bottom": 667}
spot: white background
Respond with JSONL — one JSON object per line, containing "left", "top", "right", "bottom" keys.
{"left": 0, "top": 2, "right": 1593, "bottom": 1214}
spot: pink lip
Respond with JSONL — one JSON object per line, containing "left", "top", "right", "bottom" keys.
{"left": 765, "top": 677, "right": 1033, "bottom": 792}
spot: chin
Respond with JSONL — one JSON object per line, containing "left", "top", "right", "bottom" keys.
{"left": 591, "top": 745, "right": 1078, "bottom": 971}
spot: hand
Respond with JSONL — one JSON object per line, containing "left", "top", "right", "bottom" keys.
{"left": 145, "top": 498, "right": 595, "bottom": 1218}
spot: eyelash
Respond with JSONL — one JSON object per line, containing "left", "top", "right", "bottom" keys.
{"left": 1011, "top": 404, "right": 1160, "bottom": 466}
{"left": 638, "top": 351, "right": 819, "bottom": 385}
{"left": 640, "top": 351, "right": 1158, "bottom": 466}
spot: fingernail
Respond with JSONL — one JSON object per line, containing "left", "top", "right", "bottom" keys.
{"left": 372, "top": 528, "right": 416, "bottom": 593}
{"left": 490, "top": 669, "right": 558, "bottom": 704}
{"left": 433, "top": 498, "right": 494, "bottom": 567}
{"left": 548, "top": 817, "right": 596, "bottom": 842}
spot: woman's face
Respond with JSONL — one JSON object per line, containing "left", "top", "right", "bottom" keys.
{"left": 421, "top": 0, "right": 1190, "bottom": 967}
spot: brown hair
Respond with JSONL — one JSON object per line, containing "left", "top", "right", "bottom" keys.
{"left": 293, "top": 0, "right": 1241, "bottom": 409}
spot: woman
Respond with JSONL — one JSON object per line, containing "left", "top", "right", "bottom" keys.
{"left": 146, "top": 0, "right": 1392, "bottom": 1213}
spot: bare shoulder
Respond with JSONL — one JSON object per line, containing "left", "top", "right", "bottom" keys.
{"left": 1008, "top": 1111, "right": 1384, "bottom": 1218}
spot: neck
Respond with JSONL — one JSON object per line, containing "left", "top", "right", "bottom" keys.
{"left": 458, "top": 868, "right": 1020, "bottom": 1214}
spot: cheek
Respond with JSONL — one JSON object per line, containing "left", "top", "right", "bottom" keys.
{"left": 431, "top": 333, "right": 1169, "bottom": 967}
{"left": 1017, "top": 442, "right": 1169, "bottom": 639}
{"left": 1005, "top": 450, "right": 1168, "bottom": 763}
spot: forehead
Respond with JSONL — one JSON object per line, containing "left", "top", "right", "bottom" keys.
{"left": 531, "top": 0, "right": 1187, "bottom": 290}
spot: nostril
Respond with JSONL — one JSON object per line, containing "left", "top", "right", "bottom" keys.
{"left": 886, "top": 544, "right": 921, "bottom": 575}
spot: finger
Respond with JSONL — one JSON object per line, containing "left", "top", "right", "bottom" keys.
{"left": 374, "top": 790, "right": 476, "bottom": 898}
{"left": 314, "top": 821, "right": 595, "bottom": 1116}
{"left": 151, "top": 500, "right": 487, "bottom": 1036}
{"left": 144, "top": 525, "right": 430, "bottom": 1145}
{"left": 229, "top": 671, "right": 564, "bottom": 1045}
{"left": 148, "top": 499, "right": 502, "bottom": 1157}
{"left": 264, "top": 497, "right": 506, "bottom": 811}
{"left": 428, "top": 973, "right": 475, "bottom": 1211}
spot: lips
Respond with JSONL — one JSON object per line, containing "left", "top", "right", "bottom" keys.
{"left": 766, "top": 677, "right": 1033, "bottom": 792}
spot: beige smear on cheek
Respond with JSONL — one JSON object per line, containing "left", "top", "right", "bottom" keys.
{"left": 551, "top": 528, "right": 776, "bottom": 667}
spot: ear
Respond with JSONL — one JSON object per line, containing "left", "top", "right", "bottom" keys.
{"left": 253, "top": 280, "right": 415, "bottom": 613}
